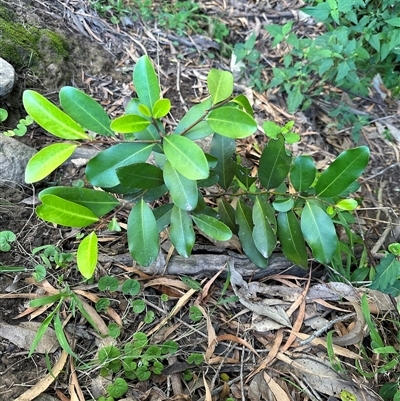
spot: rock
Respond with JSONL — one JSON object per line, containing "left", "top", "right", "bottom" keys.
{"left": 0, "top": 134, "right": 36, "bottom": 186}
{"left": 0, "top": 58, "right": 15, "bottom": 97}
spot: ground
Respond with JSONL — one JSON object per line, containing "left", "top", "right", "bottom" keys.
{"left": 1, "top": 0, "right": 400, "bottom": 400}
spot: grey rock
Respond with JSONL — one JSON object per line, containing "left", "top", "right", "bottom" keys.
{"left": 0, "top": 58, "right": 15, "bottom": 97}
{"left": 0, "top": 134, "right": 36, "bottom": 187}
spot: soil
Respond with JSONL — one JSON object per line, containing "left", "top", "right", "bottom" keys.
{"left": 1, "top": 0, "right": 400, "bottom": 400}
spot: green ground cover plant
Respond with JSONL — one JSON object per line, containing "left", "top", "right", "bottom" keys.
{"left": 22, "top": 55, "right": 370, "bottom": 279}
{"left": 0, "top": 107, "right": 33, "bottom": 136}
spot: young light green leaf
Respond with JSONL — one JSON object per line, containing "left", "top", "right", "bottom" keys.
{"left": 336, "top": 199, "right": 358, "bottom": 211}
{"left": 192, "top": 214, "right": 232, "bottom": 241}
{"left": 259, "top": 135, "right": 292, "bottom": 189}
{"left": 23, "top": 90, "right": 88, "bottom": 140}
{"left": 116, "top": 163, "right": 164, "bottom": 190}
{"left": 207, "top": 69, "right": 234, "bottom": 104}
{"left": 207, "top": 107, "right": 257, "bottom": 139}
{"left": 163, "top": 135, "right": 209, "bottom": 180}
{"left": 36, "top": 194, "right": 99, "bottom": 227}
{"left": 301, "top": 201, "right": 338, "bottom": 264}
{"left": 127, "top": 199, "right": 159, "bottom": 266}
{"left": 252, "top": 196, "right": 277, "bottom": 258}
{"left": 232, "top": 94, "right": 253, "bottom": 116}
{"left": 174, "top": 97, "right": 213, "bottom": 140}
{"left": 163, "top": 161, "right": 198, "bottom": 211}
{"left": 133, "top": 55, "right": 160, "bottom": 111}
{"left": 59, "top": 86, "right": 113, "bottom": 136}
{"left": 152, "top": 98, "right": 171, "bottom": 119}
{"left": 25, "top": 143, "right": 78, "bottom": 183}
{"left": 86, "top": 143, "right": 153, "bottom": 187}
{"left": 277, "top": 211, "right": 308, "bottom": 268}
{"left": 39, "top": 187, "right": 119, "bottom": 217}
{"left": 236, "top": 200, "right": 269, "bottom": 267}
{"left": 169, "top": 205, "right": 195, "bottom": 258}
{"left": 290, "top": 155, "right": 316, "bottom": 191}
{"left": 110, "top": 115, "right": 151, "bottom": 133}
{"left": 53, "top": 313, "right": 77, "bottom": 357}
{"left": 315, "top": 147, "right": 370, "bottom": 197}
{"left": 77, "top": 232, "right": 98, "bottom": 279}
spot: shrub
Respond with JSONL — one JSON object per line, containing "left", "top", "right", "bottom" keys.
{"left": 23, "top": 55, "right": 369, "bottom": 278}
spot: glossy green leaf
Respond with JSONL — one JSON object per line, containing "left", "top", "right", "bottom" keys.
{"left": 272, "top": 197, "right": 294, "bottom": 212}
{"left": 175, "top": 97, "right": 213, "bottom": 140}
{"left": 152, "top": 98, "right": 171, "bottom": 119}
{"left": 39, "top": 187, "right": 119, "bottom": 217}
{"left": 127, "top": 199, "right": 159, "bottom": 266}
{"left": 232, "top": 94, "right": 253, "bottom": 116}
{"left": 163, "top": 135, "right": 208, "bottom": 180}
{"left": 290, "top": 155, "right": 316, "bottom": 191}
{"left": 25, "top": 143, "right": 78, "bottom": 183}
{"left": 277, "top": 210, "right": 308, "bottom": 268}
{"left": 252, "top": 196, "right": 277, "bottom": 258}
{"left": 315, "top": 146, "right": 370, "bottom": 197}
{"left": 59, "top": 86, "right": 113, "bottom": 136}
{"left": 192, "top": 214, "right": 232, "bottom": 241}
{"left": 259, "top": 135, "right": 292, "bottom": 189}
{"left": 217, "top": 199, "right": 238, "bottom": 234}
{"left": 77, "top": 232, "right": 98, "bottom": 279}
{"left": 153, "top": 203, "right": 173, "bottom": 232}
{"left": 110, "top": 115, "right": 151, "bottom": 133}
{"left": 301, "top": 201, "right": 338, "bottom": 264}
{"left": 236, "top": 200, "right": 269, "bottom": 268}
{"left": 233, "top": 163, "right": 257, "bottom": 189}
{"left": 207, "top": 69, "right": 234, "bottom": 104}
{"left": 207, "top": 107, "right": 257, "bottom": 139}
{"left": 23, "top": 90, "right": 88, "bottom": 140}
{"left": 210, "top": 133, "right": 236, "bottom": 189}
{"left": 163, "top": 161, "right": 198, "bottom": 211}
{"left": 169, "top": 205, "right": 195, "bottom": 258}
{"left": 86, "top": 143, "right": 153, "bottom": 187}
{"left": 36, "top": 194, "right": 99, "bottom": 228}
{"left": 116, "top": 163, "right": 164, "bottom": 190}
{"left": 133, "top": 55, "right": 160, "bottom": 111}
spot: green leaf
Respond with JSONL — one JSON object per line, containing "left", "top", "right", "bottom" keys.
{"left": 217, "top": 199, "right": 238, "bottom": 234}
{"left": 121, "top": 279, "right": 141, "bottom": 296}
{"left": 277, "top": 211, "right": 308, "bottom": 268}
{"left": 387, "top": 18, "right": 400, "bottom": 27}
{"left": 169, "top": 205, "right": 195, "bottom": 258}
{"left": 174, "top": 97, "right": 213, "bottom": 140}
{"left": 152, "top": 98, "right": 171, "bottom": 119}
{"left": 236, "top": 200, "right": 269, "bottom": 267}
{"left": 163, "top": 161, "right": 198, "bottom": 211}
{"left": 36, "top": 194, "right": 99, "bottom": 227}
{"left": 272, "top": 197, "right": 294, "bottom": 212}
{"left": 116, "top": 163, "right": 164, "bottom": 190}
{"left": 301, "top": 201, "right": 338, "bottom": 263}
{"left": 163, "top": 135, "right": 209, "bottom": 180}
{"left": 290, "top": 155, "right": 316, "bottom": 191}
{"left": 315, "top": 147, "right": 369, "bottom": 197}
{"left": 98, "top": 276, "right": 119, "bottom": 292}
{"left": 210, "top": 133, "right": 236, "bottom": 190}
{"left": 127, "top": 199, "right": 160, "bottom": 266}
{"left": 192, "top": 214, "right": 232, "bottom": 241}
{"left": 107, "top": 378, "right": 128, "bottom": 399}
{"left": 59, "top": 86, "right": 113, "bottom": 136}
{"left": 86, "top": 143, "right": 153, "bottom": 187}
{"left": 29, "top": 307, "right": 58, "bottom": 357}
{"left": 252, "top": 196, "right": 277, "bottom": 258}
{"left": 22, "top": 90, "right": 88, "bottom": 140}
{"left": 38, "top": 187, "right": 119, "bottom": 217}
{"left": 53, "top": 313, "right": 77, "bottom": 357}
{"left": 110, "top": 114, "right": 151, "bottom": 133}
{"left": 25, "top": 143, "right": 78, "bottom": 183}
{"left": 259, "top": 135, "right": 292, "bottom": 189}
{"left": 232, "top": 94, "right": 253, "bottom": 116}
{"left": 133, "top": 55, "right": 160, "bottom": 111}
{"left": 77, "top": 232, "right": 98, "bottom": 279}
{"left": 207, "top": 69, "right": 234, "bottom": 104}
{"left": 207, "top": 107, "right": 257, "bottom": 139}
{"left": 336, "top": 199, "right": 358, "bottom": 211}
{"left": 153, "top": 203, "right": 173, "bottom": 232}
{"left": 369, "top": 254, "right": 400, "bottom": 292}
